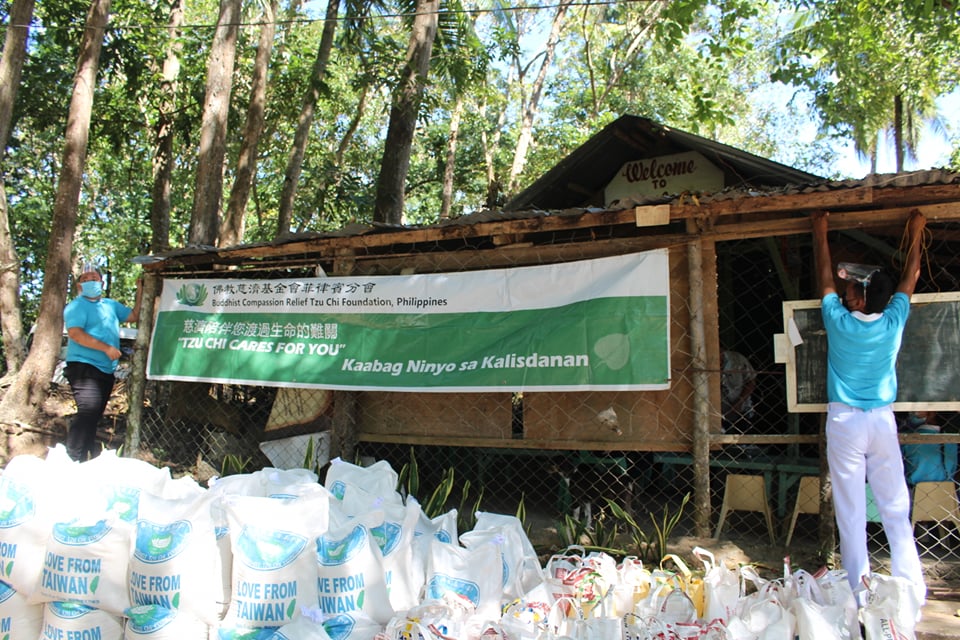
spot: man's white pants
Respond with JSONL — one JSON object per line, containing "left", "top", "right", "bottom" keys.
{"left": 826, "top": 402, "right": 926, "bottom": 602}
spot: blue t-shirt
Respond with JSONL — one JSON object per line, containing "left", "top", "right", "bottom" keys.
{"left": 821, "top": 292, "right": 910, "bottom": 409}
{"left": 902, "top": 425, "right": 958, "bottom": 485}
{"left": 63, "top": 296, "right": 132, "bottom": 374}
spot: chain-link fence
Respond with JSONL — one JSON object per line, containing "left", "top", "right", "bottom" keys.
{"left": 79, "top": 208, "right": 960, "bottom": 586}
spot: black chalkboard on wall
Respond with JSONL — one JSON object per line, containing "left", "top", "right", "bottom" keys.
{"left": 777, "top": 292, "right": 960, "bottom": 412}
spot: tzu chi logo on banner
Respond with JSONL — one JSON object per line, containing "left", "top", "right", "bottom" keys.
{"left": 604, "top": 151, "right": 724, "bottom": 207}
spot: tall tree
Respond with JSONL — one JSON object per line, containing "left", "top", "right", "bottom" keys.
{"left": 221, "top": 0, "right": 279, "bottom": 247}
{"left": 0, "top": 0, "right": 36, "bottom": 375}
{"left": 372, "top": 0, "right": 440, "bottom": 225}
{"left": 275, "top": 0, "right": 341, "bottom": 237}
{"left": 150, "top": 0, "right": 185, "bottom": 254}
{"left": 774, "top": 0, "right": 960, "bottom": 172}
{"left": 188, "top": 0, "right": 242, "bottom": 246}
{"left": 506, "top": 0, "right": 572, "bottom": 195}
{"left": 0, "top": 0, "right": 111, "bottom": 454}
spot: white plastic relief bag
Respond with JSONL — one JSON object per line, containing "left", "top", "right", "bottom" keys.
{"left": 860, "top": 574, "right": 922, "bottom": 640}
{"left": 791, "top": 569, "right": 849, "bottom": 640}
{"left": 499, "top": 593, "right": 553, "bottom": 640}
{"left": 40, "top": 601, "right": 124, "bottom": 640}
{"left": 425, "top": 535, "right": 503, "bottom": 623}
{"left": 0, "top": 579, "right": 43, "bottom": 640}
{"left": 468, "top": 511, "right": 544, "bottom": 600}
{"left": 130, "top": 490, "right": 222, "bottom": 624}
{"left": 725, "top": 568, "right": 795, "bottom": 640}
{"left": 383, "top": 596, "right": 475, "bottom": 640}
{"left": 545, "top": 546, "right": 597, "bottom": 615}
{"left": 310, "top": 609, "right": 383, "bottom": 640}
{"left": 271, "top": 606, "right": 334, "bottom": 640}
{"left": 324, "top": 457, "right": 399, "bottom": 502}
{"left": 0, "top": 453, "right": 60, "bottom": 597}
{"left": 614, "top": 556, "right": 654, "bottom": 617}
{"left": 812, "top": 567, "right": 860, "bottom": 639}
{"left": 694, "top": 546, "right": 740, "bottom": 625}
{"left": 34, "top": 513, "right": 133, "bottom": 616}
{"left": 258, "top": 467, "right": 320, "bottom": 498}
{"left": 124, "top": 604, "right": 210, "bottom": 640}
{"left": 316, "top": 512, "right": 394, "bottom": 625}
{"left": 411, "top": 501, "right": 457, "bottom": 596}
{"left": 79, "top": 449, "right": 172, "bottom": 523}
{"left": 357, "top": 499, "right": 422, "bottom": 613}
{"left": 222, "top": 493, "right": 328, "bottom": 628}
{"left": 204, "top": 472, "right": 273, "bottom": 615}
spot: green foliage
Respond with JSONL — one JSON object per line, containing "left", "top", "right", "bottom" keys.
{"left": 220, "top": 453, "right": 252, "bottom": 477}
{"left": 554, "top": 492, "right": 690, "bottom": 563}
{"left": 648, "top": 492, "right": 691, "bottom": 562}
{"left": 4, "top": 0, "right": 958, "bottom": 339}
{"left": 300, "top": 435, "right": 326, "bottom": 477}
{"left": 397, "top": 447, "right": 489, "bottom": 533}
{"left": 772, "top": 0, "right": 960, "bottom": 166}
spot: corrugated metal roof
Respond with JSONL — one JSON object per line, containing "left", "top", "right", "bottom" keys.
{"left": 502, "top": 115, "right": 824, "bottom": 211}
{"left": 142, "top": 162, "right": 959, "bottom": 265}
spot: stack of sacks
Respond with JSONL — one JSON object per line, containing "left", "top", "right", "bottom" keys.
{"left": 0, "top": 450, "right": 556, "bottom": 640}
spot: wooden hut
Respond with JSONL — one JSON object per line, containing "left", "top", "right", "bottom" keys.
{"left": 138, "top": 115, "right": 960, "bottom": 535}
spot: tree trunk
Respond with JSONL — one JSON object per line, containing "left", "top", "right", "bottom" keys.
{"left": 188, "top": 0, "right": 241, "bottom": 247}
{"left": 0, "top": 0, "right": 111, "bottom": 458}
{"left": 507, "top": 0, "right": 572, "bottom": 195}
{"left": 150, "top": 0, "right": 184, "bottom": 254}
{"left": 894, "top": 93, "right": 904, "bottom": 172}
{"left": 372, "top": 0, "right": 440, "bottom": 225}
{"left": 0, "top": 0, "right": 36, "bottom": 375}
{"left": 480, "top": 98, "right": 508, "bottom": 209}
{"left": 276, "top": 0, "right": 341, "bottom": 237}
{"left": 221, "top": 0, "right": 278, "bottom": 247}
{"left": 440, "top": 98, "right": 463, "bottom": 220}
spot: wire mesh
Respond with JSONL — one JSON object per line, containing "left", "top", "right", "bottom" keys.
{"left": 76, "top": 219, "right": 960, "bottom": 585}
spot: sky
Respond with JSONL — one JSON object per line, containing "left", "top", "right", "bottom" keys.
{"left": 833, "top": 91, "right": 959, "bottom": 178}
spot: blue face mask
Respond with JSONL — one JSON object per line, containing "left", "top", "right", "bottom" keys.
{"left": 80, "top": 280, "right": 102, "bottom": 298}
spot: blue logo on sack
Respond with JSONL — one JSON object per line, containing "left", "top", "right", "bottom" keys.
{"left": 426, "top": 574, "right": 481, "bottom": 608}
{"left": 126, "top": 604, "right": 177, "bottom": 633}
{"left": 0, "top": 580, "right": 14, "bottom": 604}
{"left": 0, "top": 479, "right": 34, "bottom": 528}
{"left": 49, "top": 601, "right": 96, "bottom": 619}
{"left": 52, "top": 520, "right": 111, "bottom": 545}
{"left": 370, "top": 521, "right": 401, "bottom": 556}
{"left": 322, "top": 613, "right": 357, "bottom": 640}
{"left": 216, "top": 625, "right": 279, "bottom": 639}
{"left": 329, "top": 480, "right": 346, "bottom": 500}
{"left": 316, "top": 525, "right": 366, "bottom": 566}
{"left": 235, "top": 526, "right": 307, "bottom": 571}
{"left": 104, "top": 486, "right": 140, "bottom": 523}
{"left": 134, "top": 520, "right": 192, "bottom": 563}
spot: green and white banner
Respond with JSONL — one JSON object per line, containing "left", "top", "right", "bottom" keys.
{"left": 147, "top": 250, "right": 671, "bottom": 391}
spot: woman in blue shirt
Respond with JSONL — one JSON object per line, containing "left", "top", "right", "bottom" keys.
{"left": 62, "top": 265, "right": 141, "bottom": 461}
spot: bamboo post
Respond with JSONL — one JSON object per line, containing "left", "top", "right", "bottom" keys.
{"left": 125, "top": 271, "right": 160, "bottom": 457}
{"left": 330, "top": 250, "right": 360, "bottom": 462}
{"left": 688, "top": 239, "right": 712, "bottom": 537}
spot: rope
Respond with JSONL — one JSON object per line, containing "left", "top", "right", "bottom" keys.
{"left": 895, "top": 217, "right": 936, "bottom": 291}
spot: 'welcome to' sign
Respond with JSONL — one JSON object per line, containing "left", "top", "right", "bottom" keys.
{"left": 146, "top": 250, "right": 671, "bottom": 392}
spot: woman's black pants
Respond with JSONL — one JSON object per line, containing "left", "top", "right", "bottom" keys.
{"left": 64, "top": 361, "right": 115, "bottom": 461}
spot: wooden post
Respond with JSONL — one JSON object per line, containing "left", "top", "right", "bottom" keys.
{"left": 688, "top": 239, "right": 712, "bottom": 537}
{"left": 330, "top": 250, "right": 360, "bottom": 462}
{"left": 124, "top": 271, "right": 160, "bottom": 457}
{"left": 818, "top": 413, "right": 837, "bottom": 564}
